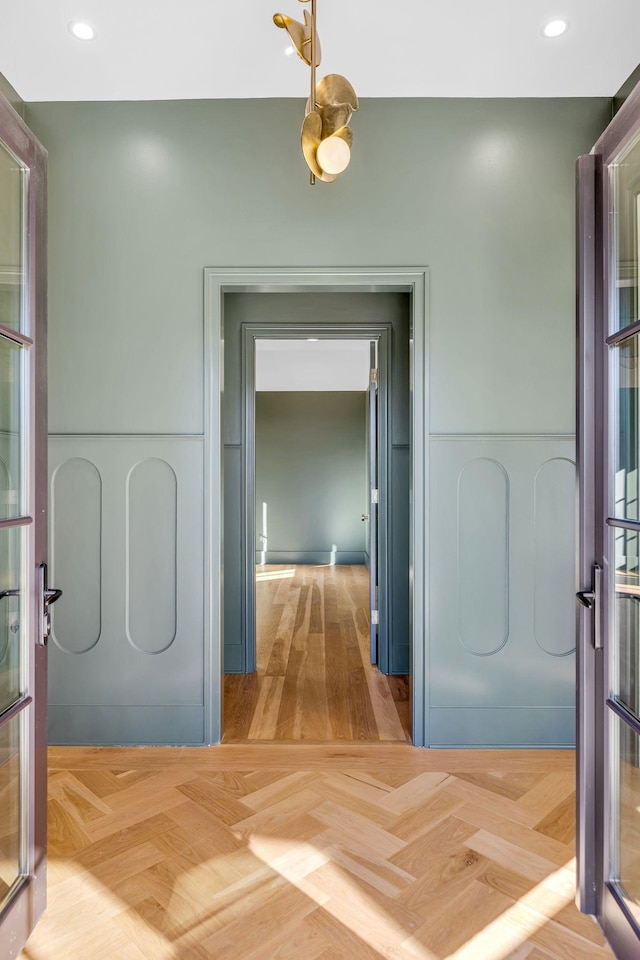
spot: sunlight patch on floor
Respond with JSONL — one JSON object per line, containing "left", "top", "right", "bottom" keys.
{"left": 255, "top": 568, "right": 295, "bottom": 582}
{"left": 440, "top": 860, "right": 577, "bottom": 960}
{"left": 248, "top": 834, "right": 438, "bottom": 960}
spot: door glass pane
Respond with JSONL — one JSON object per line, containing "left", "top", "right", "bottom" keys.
{"left": 614, "top": 588, "right": 640, "bottom": 719}
{"left": 613, "top": 335, "right": 640, "bottom": 523}
{"left": 0, "top": 526, "right": 23, "bottom": 714}
{"left": 0, "top": 714, "right": 22, "bottom": 906}
{"left": 0, "top": 337, "right": 22, "bottom": 521}
{"left": 0, "top": 140, "right": 26, "bottom": 334}
{"left": 612, "top": 130, "right": 640, "bottom": 333}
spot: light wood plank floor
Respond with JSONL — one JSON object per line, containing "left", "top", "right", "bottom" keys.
{"left": 224, "top": 564, "right": 411, "bottom": 743}
{"left": 19, "top": 745, "right": 612, "bottom": 960}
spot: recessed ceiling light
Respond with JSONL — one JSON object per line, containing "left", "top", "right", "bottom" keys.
{"left": 307, "top": 338, "right": 319, "bottom": 342}
{"left": 69, "top": 21, "right": 96, "bottom": 41}
{"left": 542, "top": 19, "right": 569, "bottom": 38}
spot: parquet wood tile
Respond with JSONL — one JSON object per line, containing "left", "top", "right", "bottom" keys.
{"left": 224, "top": 564, "right": 411, "bottom": 743}
{"left": 19, "top": 744, "right": 616, "bottom": 960}
{"left": 533, "top": 792, "right": 577, "bottom": 845}
{"left": 397, "top": 847, "right": 490, "bottom": 914}
{"left": 479, "top": 861, "right": 605, "bottom": 946}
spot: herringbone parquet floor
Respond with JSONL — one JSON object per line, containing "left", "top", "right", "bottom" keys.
{"left": 18, "top": 745, "right": 613, "bottom": 960}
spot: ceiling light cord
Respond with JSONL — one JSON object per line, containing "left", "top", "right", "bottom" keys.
{"left": 309, "top": 0, "right": 316, "bottom": 185}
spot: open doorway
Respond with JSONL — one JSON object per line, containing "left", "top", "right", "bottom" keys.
{"left": 224, "top": 295, "right": 411, "bottom": 742}
{"left": 205, "top": 276, "right": 428, "bottom": 747}
{"left": 223, "top": 328, "right": 411, "bottom": 742}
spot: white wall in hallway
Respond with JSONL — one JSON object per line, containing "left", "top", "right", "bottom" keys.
{"left": 255, "top": 339, "right": 370, "bottom": 392}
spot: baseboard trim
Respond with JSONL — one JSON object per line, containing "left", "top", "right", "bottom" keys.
{"left": 255, "top": 551, "right": 366, "bottom": 565}
{"left": 48, "top": 704, "right": 205, "bottom": 746}
{"left": 429, "top": 706, "right": 575, "bottom": 748}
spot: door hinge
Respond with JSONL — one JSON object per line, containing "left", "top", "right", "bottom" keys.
{"left": 371, "top": 488, "right": 379, "bottom": 504}
{"left": 370, "top": 368, "right": 378, "bottom": 385}
{"left": 371, "top": 610, "right": 379, "bottom": 625}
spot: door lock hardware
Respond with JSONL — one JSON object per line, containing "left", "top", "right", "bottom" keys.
{"left": 361, "top": 513, "right": 369, "bottom": 522}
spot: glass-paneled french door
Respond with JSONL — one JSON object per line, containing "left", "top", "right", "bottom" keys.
{"left": 0, "top": 93, "right": 51, "bottom": 958}
{"left": 578, "top": 82, "right": 640, "bottom": 959}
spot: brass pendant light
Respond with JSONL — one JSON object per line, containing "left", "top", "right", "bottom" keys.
{"left": 274, "top": 0, "right": 358, "bottom": 185}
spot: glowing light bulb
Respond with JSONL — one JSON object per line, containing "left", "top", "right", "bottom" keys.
{"left": 317, "top": 136, "right": 351, "bottom": 176}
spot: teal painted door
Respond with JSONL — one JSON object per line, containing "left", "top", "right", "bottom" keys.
{"left": 368, "top": 341, "right": 379, "bottom": 664}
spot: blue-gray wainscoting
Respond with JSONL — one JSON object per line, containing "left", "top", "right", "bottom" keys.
{"left": 47, "top": 432, "right": 577, "bottom": 747}
{"left": 429, "top": 435, "right": 576, "bottom": 747}
{"left": 48, "top": 436, "right": 204, "bottom": 745}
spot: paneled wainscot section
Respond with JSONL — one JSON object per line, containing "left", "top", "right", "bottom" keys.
{"left": 48, "top": 437, "right": 204, "bottom": 745}
{"left": 429, "top": 436, "right": 576, "bottom": 748}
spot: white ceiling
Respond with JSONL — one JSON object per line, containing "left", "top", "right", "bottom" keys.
{"left": 0, "top": 0, "right": 639, "bottom": 102}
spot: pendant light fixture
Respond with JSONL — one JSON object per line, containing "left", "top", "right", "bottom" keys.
{"left": 274, "top": 0, "right": 358, "bottom": 185}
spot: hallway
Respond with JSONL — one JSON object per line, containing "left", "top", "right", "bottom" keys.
{"left": 19, "top": 744, "right": 612, "bottom": 960}
{"left": 223, "top": 565, "right": 410, "bottom": 742}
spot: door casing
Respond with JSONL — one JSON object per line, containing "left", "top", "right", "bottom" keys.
{"left": 204, "top": 267, "right": 429, "bottom": 746}
{"left": 243, "top": 324, "right": 390, "bottom": 675}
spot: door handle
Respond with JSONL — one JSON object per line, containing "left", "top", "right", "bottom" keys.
{"left": 576, "top": 590, "right": 594, "bottom": 608}
{"left": 576, "top": 562, "right": 601, "bottom": 650}
{"left": 38, "top": 563, "right": 62, "bottom": 647}
{"left": 361, "top": 513, "right": 369, "bottom": 522}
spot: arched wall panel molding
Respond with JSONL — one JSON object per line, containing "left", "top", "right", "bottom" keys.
{"left": 47, "top": 436, "right": 204, "bottom": 745}
{"left": 50, "top": 457, "right": 102, "bottom": 655}
{"left": 457, "top": 458, "right": 509, "bottom": 657}
{"left": 534, "top": 457, "right": 577, "bottom": 657}
{"left": 429, "top": 435, "right": 576, "bottom": 747}
{"left": 126, "top": 458, "right": 177, "bottom": 655}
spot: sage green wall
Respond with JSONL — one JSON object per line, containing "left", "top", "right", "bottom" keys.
{"left": 24, "top": 96, "right": 610, "bottom": 745}
{"left": 255, "top": 391, "right": 367, "bottom": 563}
{"left": 26, "top": 98, "right": 609, "bottom": 436}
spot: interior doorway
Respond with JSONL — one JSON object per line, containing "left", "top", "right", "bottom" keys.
{"left": 203, "top": 267, "right": 429, "bottom": 747}
{"left": 223, "top": 336, "right": 411, "bottom": 742}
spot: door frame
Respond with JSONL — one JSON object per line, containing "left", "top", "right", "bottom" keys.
{"left": 0, "top": 91, "right": 48, "bottom": 958}
{"left": 204, "top": 266, "right": 429, "bottom": 746}
{"left": 578, "top": 79, "right": 640, "bottom": 958}
{"left": 243, "top": 323, "right": 391, "bottom": 675}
